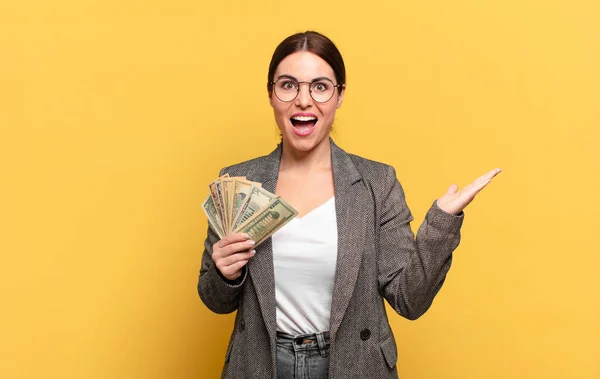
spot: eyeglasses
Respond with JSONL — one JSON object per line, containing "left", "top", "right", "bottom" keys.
{"left": 270, "top": 77, "right": 342, "bottom": 103}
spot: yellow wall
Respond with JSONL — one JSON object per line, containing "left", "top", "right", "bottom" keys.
{"left": 1, "top": 0, "right": 598, "bottom": 378}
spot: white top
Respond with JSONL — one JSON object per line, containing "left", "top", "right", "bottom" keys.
{"left": 272, "top": 196, "right": 338, "bottom": 335}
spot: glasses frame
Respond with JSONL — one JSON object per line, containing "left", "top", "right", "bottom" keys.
{"left": 270, "top": 77, "right": 343, "bottom": 103}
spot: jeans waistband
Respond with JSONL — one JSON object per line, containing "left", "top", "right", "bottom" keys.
{"left": 276, "top": 331, "right": 330, "bottom": 357}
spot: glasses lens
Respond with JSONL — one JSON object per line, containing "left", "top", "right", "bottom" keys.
{"left": 310, "top": 79, "right": 335, "bottom": 103}
{"left": 274, "top": 79, "right": 299, "bottom": 102}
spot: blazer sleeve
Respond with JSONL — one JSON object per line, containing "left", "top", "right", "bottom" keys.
{"left": 377, "top": 165, "right": 463, "bottom": 320}
{"left": 197, "top": 169, "right": 248, "bottom": 314}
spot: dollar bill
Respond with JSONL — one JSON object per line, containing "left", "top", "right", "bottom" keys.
{"left": 215, "top": 179, "right": 226, "bottom": 225}
{"left": 234, "top": 197, "right": 298, "bottom": 246}
{"left": 202, "top": 195, "right": 224, "bottom": 238}
{"left": 221, "top": 178, "right": 234, "bottom": 232}
{"left": 209, "top": 174, "right": 229, "bottom": 230}
{"left": 232, "top": 179, "right": 259, "bottom": 228}
{"left": 231, "top": 185, "right": 275, "bottom": 231}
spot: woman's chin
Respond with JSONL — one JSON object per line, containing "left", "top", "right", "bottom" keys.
{"left": 282, "top": 130, "right": 329, "bottom": 153}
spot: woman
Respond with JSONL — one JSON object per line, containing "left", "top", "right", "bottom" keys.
{"left": 198, "top": 31, "right": 501, "bottom": 379}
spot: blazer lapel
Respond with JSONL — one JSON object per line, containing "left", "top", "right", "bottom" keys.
{"left": 246, "top": 144, "right": 281, "bottom": 344}
{"left": 329, "top": 139, "right": 365, "bottom": 339}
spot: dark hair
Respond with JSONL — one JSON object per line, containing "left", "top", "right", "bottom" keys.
{"left": 267, "top": 31, "right": 346, "bottom": 95}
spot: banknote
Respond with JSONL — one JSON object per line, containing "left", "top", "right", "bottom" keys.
{"left": 234, "top": 197, "right": 298, "bottom": 246}
{"left": 221, "top": 178, "right": 234, "bottom": 232}
{"left": 202, "top": 195, "right": 224, "bottom": 239}
{"left": 231, "top": 178, "right": 257, "bottom": 228}
{"left": 214, "top": 179, "right": 226, "bottom": 227}
{"left": 231, "top": 185, "right": 276, "bottom": 231}
{"left": 208, "top": 174, "right": 229, "bottom": 231}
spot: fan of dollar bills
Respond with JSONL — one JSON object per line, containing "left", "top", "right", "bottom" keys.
{"left": 202, "top": 174, "right": 299, "bottom": 247}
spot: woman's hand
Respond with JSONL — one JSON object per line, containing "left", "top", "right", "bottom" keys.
{"left": 212, "top": 233, "right": 256, "bottom": 281}
{"left": 437, "top": 168, "right": 502, "bottom": 215}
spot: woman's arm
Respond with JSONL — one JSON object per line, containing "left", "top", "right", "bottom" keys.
{"left": 377, "top": 166, "right": 500, "bottom": 320}
{"left": 197, "top": 226, "right": 250, "bottom": 314}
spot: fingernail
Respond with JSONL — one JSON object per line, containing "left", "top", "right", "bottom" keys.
{"left": 251, "top": 250, "right": 256, "bottom": 255}
{"left": 248, "top": 240, "right": 255, "bottom": 246}
{"left": 244, "top": 233, "right": 250, "bottom": 239}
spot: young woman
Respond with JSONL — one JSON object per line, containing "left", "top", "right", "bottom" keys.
{"left": 198, "top": 31, "right": 501, "bottom": 379}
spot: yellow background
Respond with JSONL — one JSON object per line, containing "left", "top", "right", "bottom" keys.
{"left": 1, "top": 0, "right": 598, "bottom": 378}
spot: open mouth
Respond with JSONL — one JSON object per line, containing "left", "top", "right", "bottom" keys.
{"left": 290, "top": 115, "right": 318, "bottom": 128}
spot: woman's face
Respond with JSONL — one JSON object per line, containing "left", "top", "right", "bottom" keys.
{"left": 269, "top": 51, "right": 345, "bottom": 155}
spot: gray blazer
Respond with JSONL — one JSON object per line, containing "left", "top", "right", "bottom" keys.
{"left": 198, "top": 139, "right": 463, "bottom": 379}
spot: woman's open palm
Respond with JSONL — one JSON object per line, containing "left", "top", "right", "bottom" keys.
{"left": 437, "top": 168, "right": 502, "bottom": 215}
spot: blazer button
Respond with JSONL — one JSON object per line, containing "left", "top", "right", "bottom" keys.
{"left": 240, "top": 320, "right": 246, "bottom": 331}
{"left": 360, "top": 329, "right": 371, "bottom": 341}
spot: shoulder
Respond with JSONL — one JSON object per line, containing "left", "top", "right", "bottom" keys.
{"left": 217, "top": 144, "right": 280, "bottom": 182}
{"left": 219, "top": 155, "right": 270, "bottom": 176}
{"left": 342, "top": 150, "right": 413, "bottom": 222}
{"left": 341, "top": 150, "right": 409, "bottom": 206}
{"left": 346, "top": 152, "right": 397, "bottom": 185}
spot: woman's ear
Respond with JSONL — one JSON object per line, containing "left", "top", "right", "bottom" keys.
{"left": 336, "top": 84, "right": 346, "bottom": 109}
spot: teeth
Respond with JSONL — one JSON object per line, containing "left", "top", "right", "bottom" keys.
{"left": 291, "top": 116, "right": 317, "bottom": 121}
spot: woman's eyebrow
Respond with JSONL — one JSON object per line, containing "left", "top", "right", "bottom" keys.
{"left": 310, "top": 76, "right": 333, "bottom": 82}
{"left": 275, "top": 74, "right": 334, "bottom": 82}
{"left": 275, "top": 74, "right": 298, "bottom": 81}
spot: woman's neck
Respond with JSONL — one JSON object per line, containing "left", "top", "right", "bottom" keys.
{"left": 279, "top": 137, "right": 332, "bottom": 173}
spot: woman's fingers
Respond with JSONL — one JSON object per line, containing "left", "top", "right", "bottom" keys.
{"left": 216, "top": 249, "right": 255, "bottom": 279}
{"left": 212, "top": 232, "right": 256, "bottom": 280}
{"left": 446, "top": 184, "right": 459, "bottom": 195}
{"left": 221, "top": 259, "right": 250, "bottom": 280}
{"left": 438, "top": 168, "right": 502, "bottom": 215}
{"left": 476, "top": 168, "right": 502, "bottom": 182}
{"left": 217, "top": 239, "right": 255, "bottom": 257}
{"left": 213, "top": 233, "right": 255, "bottom": 260}
{"left": 453, "top": 169, "right": 502, "bottom": 198}
{"left": 220, "top": 249, "right": 256, "bottom": 267}
{"left": 229, "top": 260, "right": 250, "bottom": 274}
{"left": 468, "top": 168, "right": 501, "bottom": 195}
{"left": 214, "top": 232, "right": 250, "bottom": 249}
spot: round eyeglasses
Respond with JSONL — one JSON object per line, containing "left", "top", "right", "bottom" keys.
{"left": 270, "top": 77, "right": 342, "bottom": 103}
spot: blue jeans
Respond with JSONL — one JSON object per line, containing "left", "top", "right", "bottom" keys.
{"left": 276, "top": 331, "right": 330, "bottom": 379}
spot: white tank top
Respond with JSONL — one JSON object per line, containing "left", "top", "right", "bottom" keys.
{"left": 272, "top": 196, "right": 338, "bottom": 335}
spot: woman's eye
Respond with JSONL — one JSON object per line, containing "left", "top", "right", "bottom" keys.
{"left": 282, "top": 81, "right": 297, "bottom": 90}
{"left": 313, "top": 82, "right": 328, "bottom": 91}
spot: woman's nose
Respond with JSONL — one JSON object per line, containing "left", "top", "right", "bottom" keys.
{"left": 295, "top": 84, "right": 312, "bottom": 108}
